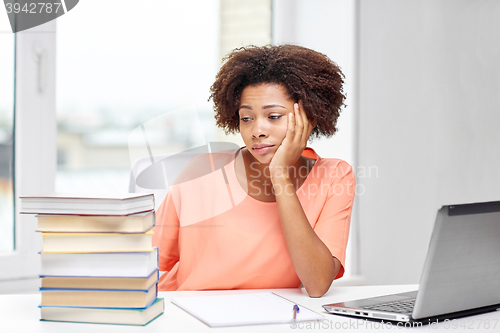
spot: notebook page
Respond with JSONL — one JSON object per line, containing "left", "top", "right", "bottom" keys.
{"left": 171, "top": 292, "right": 323, "bottom": 327}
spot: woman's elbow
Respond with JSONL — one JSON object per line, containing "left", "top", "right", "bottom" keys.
{"left": 306, "top": 284, "right": 330, "bottom": 298}
{"left": 305, "top": 277, "right": 333, "bottom": 298}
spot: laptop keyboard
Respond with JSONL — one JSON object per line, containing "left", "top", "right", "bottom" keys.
{"left": 362, "top": 299, "right": 416, "bottom": 314}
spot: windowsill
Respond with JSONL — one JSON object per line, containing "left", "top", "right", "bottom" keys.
{"left": 0, "top": 277, "right": 40, "bottom": 295}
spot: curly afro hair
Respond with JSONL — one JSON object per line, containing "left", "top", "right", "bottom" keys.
{"left": 209, "top": 44, "right": 346, "bottom": 139}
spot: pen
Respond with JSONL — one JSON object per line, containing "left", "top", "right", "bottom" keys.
{"left": 293, "top": 304, "right": 300, "bottom": 320}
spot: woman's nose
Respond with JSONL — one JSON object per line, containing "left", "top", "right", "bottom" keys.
{"left": 252, "top": 119, "right": 269, "bottom": 138}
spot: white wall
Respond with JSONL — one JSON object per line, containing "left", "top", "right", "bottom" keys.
{"left": 357, "top": 0, "right": 500, "bottom": 285}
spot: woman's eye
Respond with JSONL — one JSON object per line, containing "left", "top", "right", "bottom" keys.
{"left": 240, "top": 117, "right": 251, "bottom": 122}
{"left": 269, "top": 115, "right": 282, "bottom": 120}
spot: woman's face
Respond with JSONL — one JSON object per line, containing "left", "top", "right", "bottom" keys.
{"left": 238, "top": 84, "right": 294, "bottom": 164}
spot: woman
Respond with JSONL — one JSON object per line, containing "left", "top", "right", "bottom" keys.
{"left": 153, "top": 44, "right": 355, "bottom": 297}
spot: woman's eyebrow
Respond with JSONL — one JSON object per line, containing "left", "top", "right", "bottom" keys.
{"left": 239, "top": 104, "right": 286, "bottom": 111}
{"left": 262, "top": 104, "right": 286, "bottom": 109}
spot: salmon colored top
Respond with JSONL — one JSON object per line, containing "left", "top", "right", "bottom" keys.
{"left": 152, "top": 147, "right": 355, "bottom": 291}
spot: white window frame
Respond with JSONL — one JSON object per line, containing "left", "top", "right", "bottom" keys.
{"left": 0, "top": 20, "right": 56, "bottom": 283}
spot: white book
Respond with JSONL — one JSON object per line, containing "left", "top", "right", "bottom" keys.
{"left": 171, "top": 292, "right": 323, "bottom": 327}
{"left": 20, "top": 193, "right": 154, "bottom": 215}
{"left": 40, "top": 248, "right": 158, "bottom": 278}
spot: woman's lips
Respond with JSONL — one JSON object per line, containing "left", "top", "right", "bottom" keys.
{"left": 252, "top": 145, "right": 275, "bottom": 155}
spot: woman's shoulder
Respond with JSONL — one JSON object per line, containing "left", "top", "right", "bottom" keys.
{"left": 316, "top": 157, "right": 352, "bottom": 167}
{"left": 303, "top": 148, "right": 353, "bottom": 176}
{"left": 310, "top": 157, "right": 354, "bottom": 181}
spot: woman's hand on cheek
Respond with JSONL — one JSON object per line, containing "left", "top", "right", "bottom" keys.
{"left": 269, "top": 102, "right": 313, "bottom": 181}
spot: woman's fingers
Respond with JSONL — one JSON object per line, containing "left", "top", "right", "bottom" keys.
{"left": 294, "top": 103, "right": 304, "bottom": 143}
{"left": 296, "top": 101, "right": 311, "bottom": 144}
{"left": 283, "top": 102, "right": 311, "bottom": 150}
{"left": 286, "top": 111, "right": 295, "bottom": 142}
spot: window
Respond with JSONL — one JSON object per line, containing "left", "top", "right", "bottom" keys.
{"left": 56, "top": 0, "right": 273, "bottom": 195}
{"left": 0, "top": 3, "right": 15, "bottom": 253}
{"left": 56, "top": 1, "right": 222, "bottom": 194}
{"left": 0, "top": 19, "right": 56, "bottom": 288}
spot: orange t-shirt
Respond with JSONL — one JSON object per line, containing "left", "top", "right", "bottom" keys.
{"left": 152, "top": 147, "right": 355, "bottom": 291}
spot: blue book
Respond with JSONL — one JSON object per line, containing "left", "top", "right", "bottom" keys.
{"left": 40, "top": 269, "right": 159, "bottom": 290}
{"left": 40, "top": 283, "right": 158, "bottom": 309}
{"left": 40, "top": 298, "right": 164, "bottom": 326}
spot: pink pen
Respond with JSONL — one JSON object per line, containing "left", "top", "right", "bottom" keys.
{"left": 293, "top": 304, "right": 300, "bottom": 320}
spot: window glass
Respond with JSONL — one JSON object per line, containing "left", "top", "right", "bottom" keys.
{"left": 0, "top": 13, "right": 15, "bottom": 252}
{"left": 56, "top": 0, "right": 272, "bottom": 195}
{"left": 56, "top": 1, "right": 221, "bottom": 193}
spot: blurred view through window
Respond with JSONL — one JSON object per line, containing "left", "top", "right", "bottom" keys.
{"left": 0, "top": 13, "right": 15, "bottom": 252}
{"left": 56, "top": 0, "right": 271, "bottom": 194}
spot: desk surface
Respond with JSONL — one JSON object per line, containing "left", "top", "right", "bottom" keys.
{"left": 2, "top": 284, "right": 499, "bottom": 332}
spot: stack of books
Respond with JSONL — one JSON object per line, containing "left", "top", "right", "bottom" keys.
{"left": 20, "top": 193, "right": 164, "bottom": 326}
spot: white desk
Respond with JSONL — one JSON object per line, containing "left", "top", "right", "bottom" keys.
{"left": 2, "top": 284, "right": 499, "bottom": 332}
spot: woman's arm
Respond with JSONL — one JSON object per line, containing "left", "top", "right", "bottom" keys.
{"left": 270, "top": 103, "right": 344, "bottom": 297}
{"left": 272, "top": 174, "right": 341, "bottom": 297}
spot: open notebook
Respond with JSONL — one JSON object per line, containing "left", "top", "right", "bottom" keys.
{"left": 171, "top": 292, "right": 323, "bottom": 327}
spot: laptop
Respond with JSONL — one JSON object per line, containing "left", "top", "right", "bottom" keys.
{"left": 323, "top": 200, "right": 500, "bottom": 323}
